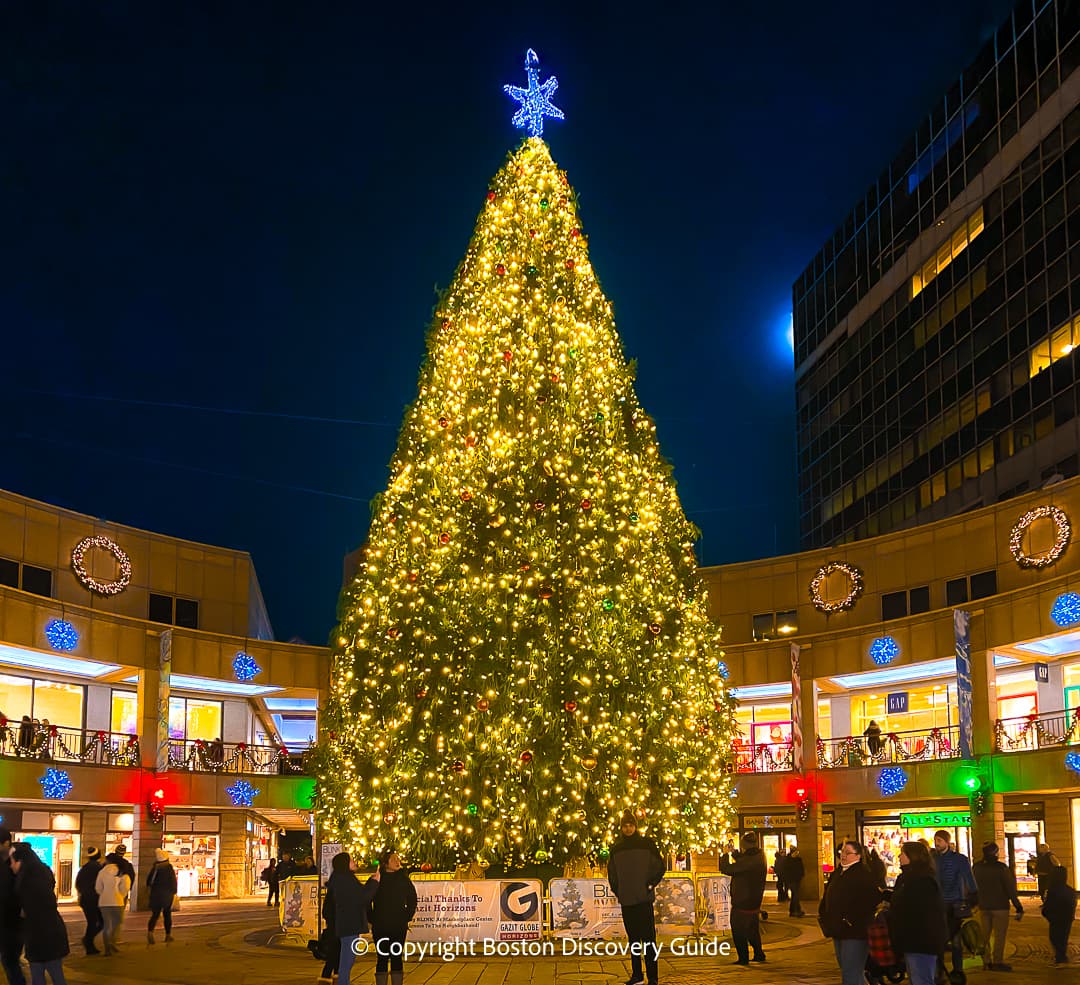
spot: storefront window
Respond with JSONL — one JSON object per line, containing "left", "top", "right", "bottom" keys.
{"left": 16, "top": 811, "right": 82, "bottom": 900}
{"left": 851, "top": 684, "right": 954, "bottom": 736}
{"left": 0, "top": 674, "right": 33, "bottom": 721}
{"left": 167, "top": 697, "right": 222, "bottom": 741}
{"left": 861, "top": 808, "right": 972, "bottom": 886}
{"left": 111, "top": 691, "right": 138, "bottom": 735}
{"left": 0, "top": 674, "right": 83, "bottom": 729}
{"left": 996, "top": 671, "right": 1038, "bottom": 719}
{"left": 818, "top": 700, "right": 832, "bottom": 740}
{"left": 166, "top": 835, "right": 219, "bottom": 896}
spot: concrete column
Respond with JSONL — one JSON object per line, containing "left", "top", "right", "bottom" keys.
{"left": 82, "top": 808, "right": 108, "bottom": 859}
{"left": 794, "top": 800, "right": 824, "bottom": 901}
{"left": 971, "top": 645, "right": 996, "bottom": 758}
{"left": 131, "top": 804, "right": 160, "bottom": 912}
{"left": 971, "top": 792, "right": 1005, "bottom": 854}
{"left": 831, "top": 695, "right": 852, "bottom": 739}
{"left": 1045, "top": 796, "right": 1073, "bottom": 877}
{"left": 1038, "top": 662, "right": 1065, "bottom": 714}
{"left": 800, "top": 679, "right": 819, "bottom": 759}
{"left": 832, "top": 806, "right": 858, "bottom": 847}
{"left": 218, "top": 812, "right": 249, "bottom": 899}
{"left": 136, "top": 663, "right": 163, "bottom": 771}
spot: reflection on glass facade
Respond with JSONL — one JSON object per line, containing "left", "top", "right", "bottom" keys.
{"left": 795, "top": 0, "right": 1080, "bottom": 547}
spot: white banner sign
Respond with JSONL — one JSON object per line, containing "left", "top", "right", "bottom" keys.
{"left": 279, "top": 876, "right": 321, "bottom": 943}
{"left": 696, "top": 875, "right": 732, "bottom": 934}
{"left": 319, "top": 843, "right": 342, "bottom": 883}
{"left": 409, "top": 879, "right": 543, "bottom": 943}
{"left": 550, "top": 877, "right": 697, "bottom": 938}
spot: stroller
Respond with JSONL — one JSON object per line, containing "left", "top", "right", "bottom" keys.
{"left": 866, "top": 909, "right": 906, "bottom": 984}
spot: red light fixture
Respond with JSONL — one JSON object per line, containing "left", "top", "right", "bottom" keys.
{"left": 148, "top": 788, "right": 166, "bottom": 825}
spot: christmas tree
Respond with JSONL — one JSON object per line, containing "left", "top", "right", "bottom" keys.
{"left": 555, "top": 880, "right": 587, "bottom": 930}
{"left": 315, "top": 51, "right": 737, "bottom": 867}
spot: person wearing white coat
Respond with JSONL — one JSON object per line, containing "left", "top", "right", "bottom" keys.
{"left": 94, "top": 861, "right": 130, "bottom": 956}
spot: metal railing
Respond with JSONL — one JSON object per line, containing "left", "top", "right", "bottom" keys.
{"left": 732, "top": 741, "right": 793, "bottom": 773}
{"left": 166, "top": 738, "right": 306, "bottom": 775}
{"left": 0, "top": 721, "right": 140, "bottom": 767}
{"left": 995, "top": 709, "right": 1080, "bottom": 752}
{"left": 816, "top": 725, "right": 961, "bottom": 768}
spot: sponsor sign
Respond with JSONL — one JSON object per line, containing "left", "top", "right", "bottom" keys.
{"left": 696, "top": 875, "right": 732, "bottom": 934}
{"left": 549, "top": 877, "right": 696, "bottom": 938}
{"left": 409, "top": 879, "right": 543, "bottom": 943}
{"left": 319, "top": 843, "right": 342, "bottom": 883}
{"left": 279, "top": 876, "right": 320, "bottom": 942}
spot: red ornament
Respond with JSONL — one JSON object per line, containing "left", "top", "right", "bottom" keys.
{"left": 529, "top": 228, "right": 538, "bottom": 238}
{"left": 565, "top": 259, "right": 575, "bottom": 270}
{"left": 438, "top": 417, "right": 449, "bottom": 428}
{"left": 466, "top": 434, "right": 477, "bottom": 448}
{"left": 648, "top": 623, "right": 661, "bottom": 635}
{"left": 196, "top": 739, "right": 205, "bottom": 749}
{"left": 440, "top": 318, "right": 451, "bottom": 330}
{"left": 408, "top": 571, "right": 418, "bottom": 582}
{"left": 581, "top": 499, "right": 592, "bottom": 510}
{"left": 570, "top": 228, "right": 580, "bottom": 238}
{"left": 551, "top": 372, "right": 560, "bottom": 383}
{"left": 564, "top": 700, "right": 578, "bottom": 712}
{"left": 452, "top": 760, "right": 465, "bottom": 774}
{"left": 629, "top": 766, "right": 640, "bottom": 780}
{"left": 460, "top": 491, "right": 472, "bottom": 502}
{"left": 476, "top": 698, "right": 490, "bottom": 711}
{"left": 486, "top": 190, "right": 496, "bottom": 202}
{"left": 533, "top": 501, "right": 546, "bottom": 511}
{"left": 439, "top": 533, "right": 451, "bottom": 545}
{"left": 503, "top": 350, "right": 513, "bottom": 363}
{"left": 49, "top": 725, "right": 58, "bottom": 737}
{"left": 383, "top": 811, "right": 397, "bottom": 825}
{"left": 387, "top": 627, "right": 401, "bottom": 639}
{"left": 96, "top": 730, "right": 106, "bottom": 741}
{"left": 420, "top": 862, "right": 433, "bottom": 873}
{"left": 0, "top": 715, "right": 6, "bottom": 728}
{"left": 495, "top": 264, "right": 506, "bottom": 276}
{"left": 520, "top": 750, "right": 534, "bottom": 763}
{"left": 237, "top": 742, "right": 247, "bottom": 751}
{"left": 539, "top": 585, "right": 554, "bottom": 599}
{"left": 416, "top": 687, "right": 428, "bottom": 699}
{"left": 519, "top": 562, "right": 530, "bottom": 571}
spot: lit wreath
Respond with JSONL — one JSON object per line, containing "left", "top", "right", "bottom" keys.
{"left": 809, "top": 561, "right": 863, "bottom": 613}
{"left": 71, "top": 535, "right": 132, "bottom": 596}
{"left": 1009, "top": 505, "right": 1071, "bottom": 569}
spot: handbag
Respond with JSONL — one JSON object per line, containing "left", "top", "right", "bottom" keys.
{"left": 171, "top": 893, "right": 181, "bottom": 911}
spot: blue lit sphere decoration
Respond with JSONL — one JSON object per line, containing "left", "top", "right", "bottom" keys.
{"left": 39, "top": 768, "right": 73, "bottom": 800}
{"left": 1051, "top": 592, "right": 1080, "bottom": 627}
{"left": 504, "top": 48, "right": 564, "bottom": 138}
{"left": 1066, "top": 752, "right": 1080, "bottom": 777}
{"left": 877, "top": 767, "right": 908, "bottom": 797}
{"left": 869, "top": 636, "right": 900, "bottom": 666}
{"left": 716, "top": 661, "right": 730, "bottom": 680}
{"left": 44, "top": 619, "right": 79, "bottom": 652}
{"left": 232, "top": 651, "right": 261, "bottom": 682}
{"left": 225, "top": 779, "right": 259, "bottom": 808}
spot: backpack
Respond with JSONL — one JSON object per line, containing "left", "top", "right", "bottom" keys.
{"left": 959, "top": 915, "right": 985, "bottom": 955}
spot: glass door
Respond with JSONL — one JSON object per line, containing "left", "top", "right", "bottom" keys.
{"left": 1006, "top": 832, "right": 1040, "bottom": 894}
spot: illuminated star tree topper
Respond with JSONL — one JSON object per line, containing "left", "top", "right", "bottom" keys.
{"left": 504, "top": 48, "right": 564, "bottom": 138}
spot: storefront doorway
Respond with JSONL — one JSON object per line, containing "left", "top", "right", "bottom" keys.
{"left": 11, "top": 809, "right": 82, "bottom": 900}
{"left": 164, "top": 814, "right": 221, "bottom": 897}
{"left": 739, "top": 812, "right": 834, "bottom": 881}
{"left": 860, "top": 808, "right": 972, "bottom": 886}
{"left": 1004, "top": 806, "right": 1045, "bottom": 895}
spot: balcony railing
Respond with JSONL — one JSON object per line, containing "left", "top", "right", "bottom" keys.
{"left": 732, "top": 741, "right": 793, "bottom": 773}
{"left": 816, "top": 725, "right": 961, "bottom": 768}
{"left": 166, "top": 738, "right": 306, "bottom": 775}
{"left": 0, "top": 721, "right": 140, "bottom": 767}
{"left": 995, "top": 709, "right": 1080, "bottom": 752}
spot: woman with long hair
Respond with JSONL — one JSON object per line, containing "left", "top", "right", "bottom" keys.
{"left": 888, "top": 840, "right": 948, "bottom": 985}
{"left": 325, "top": 852, "right": 380, "bottom": 985}
{"left": 10, "top": 844, "right": 69, "bottom": 985}
{"left": 370, "top": 850, "right": 418, "bottom": 985}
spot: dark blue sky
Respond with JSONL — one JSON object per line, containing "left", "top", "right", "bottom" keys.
{"left": 1, "top": 1, "right": 1012, "bottom": 642}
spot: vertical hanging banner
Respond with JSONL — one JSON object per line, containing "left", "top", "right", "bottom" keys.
{"left": 954, "top": 610, "right": 973, "bottom": 759}
{"left": 157, "top": 629, "right": 173, "bottom": 772}
{"left": 790, "top": 643, "right": 804, "bottom": 772}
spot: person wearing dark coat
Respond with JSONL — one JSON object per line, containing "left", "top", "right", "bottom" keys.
{"left": 719, "top": 832, "right": 768, "bottom": 965}
{"left": 261, "top": 858, "right": 279, "bottom": 907}
{"left": 0, "top": 828, "right": 26, "bottom": 985}
{"left": 607, "top": 810, "right": 665, "bottom": 985}
{"left": 784, "top": 846, "right": 806, "bottom": 917}
{"left": 370, "top": 851, "right": 418, "bottom": 985}
{"left": 1035, "top": 843, "right": 1061, "bottom": 901}
{"left": 867, "top": 848, "right": 887, "bottom": 889}
{"left": 818, "top": 839, "right": 882, "bottom": 985}
{"left": 972, "top": 841, "right": 1023, "bottom": 971}
{"left": 74, "top": 848, "right": 103, "bottom": 956}
{"left": 774, "top": 848, "right": 788, "bottom": 902}
{"left": 326, "top": 852, "right": 380, "bottom": 985}
{"left": 888, "top": 841, "right": 948, "bottom": 985}
{"left": 146, "top": 849, "right": 177, "bottom": 944}
{"left": 314, "top": 881, "right": 340, "bottom": 983}
{"left": 1042, "top": 865, "right": 1077, "bottom": 965}
{"left": 9, "top": 844, "right": 69, "bottom": 985}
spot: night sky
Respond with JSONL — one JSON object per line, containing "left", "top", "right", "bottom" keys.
{"left": 1, "top": 1, "right": 1013, "bottom": 643}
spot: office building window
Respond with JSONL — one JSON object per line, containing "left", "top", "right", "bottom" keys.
{"left": 0, "top": 557, "right": 17, "bottom": 588}
{"left": 946, "top": 577, "right": 969, "bottom": 606}
{"left": 911, "top": 208, "right": 984, "bottom": 298}
{"left": 881, "top": 591, "right": 908, "bottom": 621}
{"left": 20, "top": 565, "right": 52, "bottom": 598}
{"left": 149, "top": 593, "right": 173, "bottom": 624}
{"left": 909, "top": 585, "right": 931, "bottom": 614}
{"left": 752, "top": 614, "right": 775, "bottom": 642}
{"left": 775, "top": 610, "right": 798, "bottom": 635}
{"left": 969, "top": 570, "right": 998, "bottom": 600}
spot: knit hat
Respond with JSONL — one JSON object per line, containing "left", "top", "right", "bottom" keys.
{"left": 86, "top": 847, "right": 101, "bottom": 860}
{"left": 113, "top": 844, "right": 127, "bottom": 855}
{"left": 620, "top": 810, "right": 637, "bottom": 827}
{"left": 154, "top": 848, "right": 168, "bottom": 863}
{"left": 982, "top": 842, "right": 999, "bottom": 859}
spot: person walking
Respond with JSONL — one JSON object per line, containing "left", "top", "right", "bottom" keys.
{"left": 784, "top": 846, "right": 805, "bottom": 917}
{"left": 818, "top": 839, "right": 881, "bottom": 985}
{"left": 261, "top": 858, "right": 279, "bottom": 907}
{"left": 94, "top": 852, "right": 131, "bottom": 956}
{"left": 774, "top": 847, "right": 788, "bottom": 903}
{"left": 326, "top": 852, "right": 380, "bottom": 985}
{"left": 9, "top": 844, "right": 68, "bottom": 985}
{"left": 972, "top": 842, "right": 1023, "bottom": 971}
{"left": 1035, "top": 843, "right": 1061, "bottom": 901}
{"left": 74, "top": 848, "right": 103, "bottom": 956}
{"left": 315, "top": 875, "right": 340, "bottom": 983}
{"left": 370, "top": 851, "right": 417, "bottom": 985}
{"left": 146, "top": 849, "right": 177, "bottom": 944}
{"left": 0, "top": 828, "right": 26, "bottom": 985}
{"left": 1042, "top": 865, "right": 1076, "bottom": 965}
{"left": 888, "top": 841, "right": 948, "bottom": 985}
{"left": 607, "top": 810, "right": 665, "bottom": 985}
{"left": 719, "top": 832, "right": 768, "bottom": 966}
{"left": 932, "top": 830, "right": 976, "bottom": 982}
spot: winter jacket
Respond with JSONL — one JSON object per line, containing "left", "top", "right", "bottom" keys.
{"left": 819, "top": 862, "right": 882, "bottom": 940}
{"left": 868, "top": 853, "right": 887, "bottom": 888}
{"left": 14, "top": 852, "right": 69, "bottom": 963}
{"left": 95, "top": 862, "right": 132, "bottom": 908}
{"left": 370, "top": 869, "right": 418, "bottom": 937}
{"left": 323, "top": 886, "right": 337, "bottom": 935}
{"left": 607, "top": 832, "right": 666, "bottom": 907}
{"left": 784, "top": 854, "right": 806, "bottom": 885}
{"left": 933, "top": 849, "right": 975, "bottom": 904}
{"left": 74, "top": 861, "right": 101, "bottom": 906}
{"left": 888, "top": 864, "right": 949, "bottom": 955}
{"left": 109, "top": 853, "right": 136, "bottom": 888}
{"left": 147, "top": 861, "right": 178, "bottom": 908}
{"left": 1042, "top": 881, "right": 1077, "bottom": 924}
{"left": 262, "top": 863, "right": 279, "bottom": 888}
{"left": 326, "top": 870, "right": 379, "bottom": 937}
{"left": 0, "top": 854, "right": 21, "bottom": 942}
{"left": 972, "top": 858, "right": 1022, "bottom": 912}
{"left": 719, "top": 848, "right": 768, "bottom": 911}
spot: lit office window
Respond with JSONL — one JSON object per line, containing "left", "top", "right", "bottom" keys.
{"left": 911, "top": 208, "right": 984, "bottom": 298}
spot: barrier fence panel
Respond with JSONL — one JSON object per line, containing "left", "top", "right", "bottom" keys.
{"left": 695, "top": 875, "right": 732, "bottom": 934}
{"left": 279, "top": 876, "right": 321, "bottom": 943}
{"left": 410, "top": 879, "right": 544, "bottom": 943}
{"left": 549, "top": 876, "right": 704, "bottom": 938}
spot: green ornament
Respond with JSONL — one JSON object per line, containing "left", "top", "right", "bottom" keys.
{"left": 539, "top": 198, "right": 549, "bottom": 210}
{"left": 602, "top": 598, "right": 614, "bottom": 612}
{"left": 629, "top": 512, "right": 639, "bottom": 524}
{"left": 682, "top": 803, "right": 694, "bottom": 816}
{"left": 568, "top": 348, "right": 578, "bottom": 359}
{"left": 598, "top": 848, "right": 610, "bottom": 862}
{"left": 467, "top": 803, "right": 479, "bottom": 815}
{"left": 595, "top": 411, "right": 604, "bottom": 422}
{"left": 369, "top": 856, "right": 380, "bottom": 868}
{"left": 535, "top": 849, "right": 549, "bottom": 861}
{"left": 527, "top": 264, "right": 538, "bottom": 276}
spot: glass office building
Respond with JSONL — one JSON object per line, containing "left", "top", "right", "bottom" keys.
{"left": 795, "top": 0, "right": 1080, "bottom": 548}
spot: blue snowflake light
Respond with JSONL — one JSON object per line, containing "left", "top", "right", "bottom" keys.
{"left": 44, "top": 619, "right": 79, "bottom": 652}
{"left": 716, "top": 661, "right": 730, "bottom": 680}
{"left": 225, "top": 780, "right": 259, "bottom": 807}
{"left": 39, "top": 768, "right": 73, "bottom": 800}
{"left": 869, "top": 636, "right": 900, "bottom": 666}
{"left": 877, "top": 767, "right": 908, "bottom": 797}
{"left": 1066, "top": 752, "right": 1080, "bottom": 777}
{"left": 504, "top": 49, "right": 564, "bottom": 138}
{"left": 1051, "top": 592, "right": 1080, "bottom": 627}
{"left": 232, "top": 651, "right": 261, "bottom": 682}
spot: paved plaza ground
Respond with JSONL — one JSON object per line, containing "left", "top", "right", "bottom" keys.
{"left": 39, "top": 897, "right": 1080, "bottom": 985}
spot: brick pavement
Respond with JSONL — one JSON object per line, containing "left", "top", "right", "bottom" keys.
{"left": 43, "top": 897, "right": 1080, "bottom": 985}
